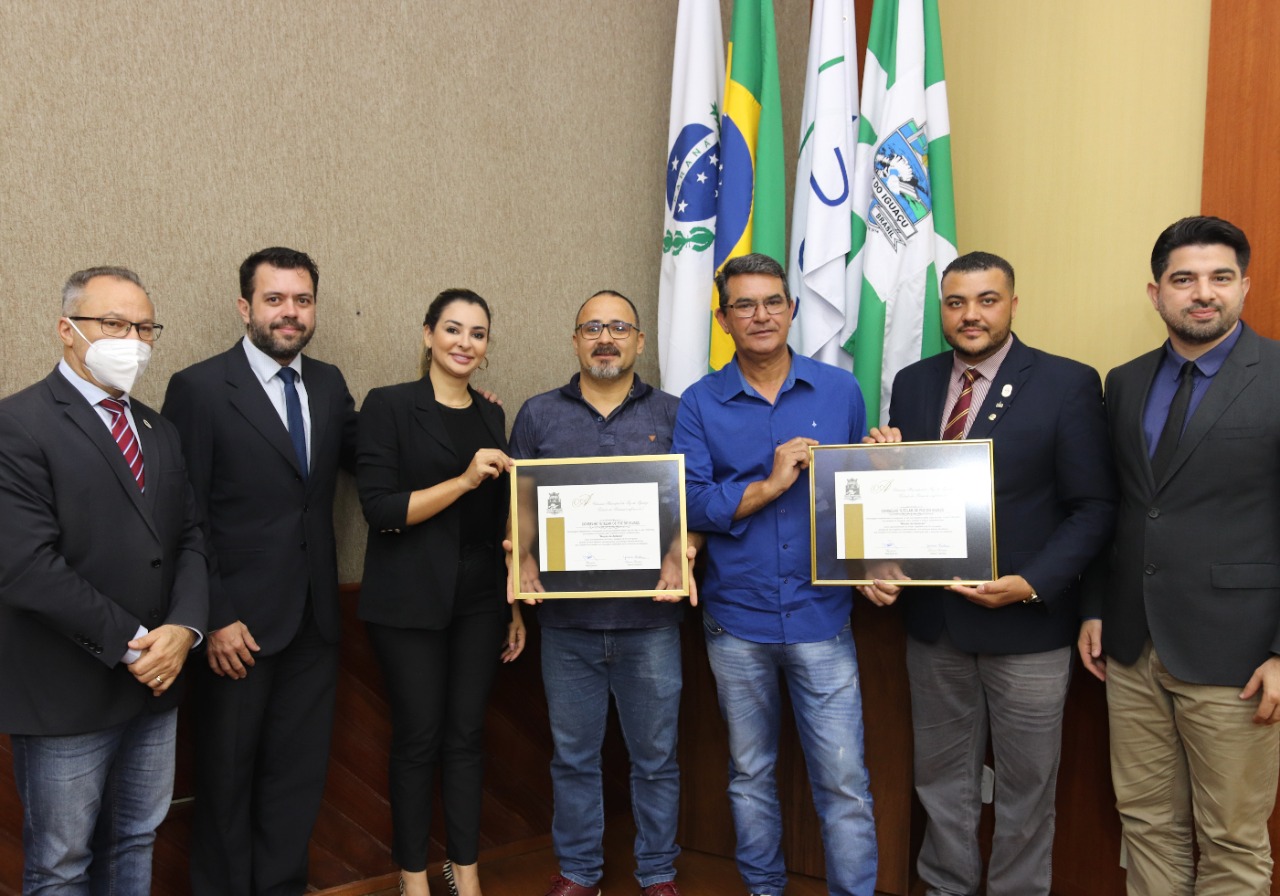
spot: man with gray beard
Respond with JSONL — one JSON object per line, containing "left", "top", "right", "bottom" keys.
{"left": 508, "top": 290, "right": 694, "bottom": 896}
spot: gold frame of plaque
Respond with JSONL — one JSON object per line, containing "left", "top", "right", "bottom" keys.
{"left": 808, "top": 440, "right": 997, "bottom": 586}
{"left": 510, "top": 454, "right": 690, "bottom": 600}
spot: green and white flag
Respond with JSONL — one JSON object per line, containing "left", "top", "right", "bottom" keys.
{"left": 658, "top": 0, "right": 724, "bottom": 396}
{"left": 846, "top": 0, "right": 957, "bottom": 424}
{"left": 788, "top": 0, "right": 860, "bottom": 368}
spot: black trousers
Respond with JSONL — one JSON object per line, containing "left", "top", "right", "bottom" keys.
{"left": 366, "top": 581, "right": 505, "bottom": 869}
{"left": 190, "top": 609, "right": 339, "bottom": 896}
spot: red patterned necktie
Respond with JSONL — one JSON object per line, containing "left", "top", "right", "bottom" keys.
{"left": 942, "top": 368, "right": 979, "bottom": 440}
{"left": 99, "top": 397, "right": 145, "bottom": 490}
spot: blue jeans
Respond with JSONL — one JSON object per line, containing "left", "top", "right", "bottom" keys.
{"left": 703, "top": 614, "right": 877, "bottom": 896}
{"left": 541, "top": 625, "right": 682, "bottom": 888}
{"left": 10, "top": 709, "right": 178, "bottom": 896}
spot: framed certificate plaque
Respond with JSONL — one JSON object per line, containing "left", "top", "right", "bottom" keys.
{"left": 510, "top": 454, "right": 690, "bottom": 600}
{"left": 809, "top": 440, "right": 997, "bottom": 586}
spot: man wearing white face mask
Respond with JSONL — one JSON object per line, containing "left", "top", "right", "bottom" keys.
{"left": 0, "top": 266, "right": 208, "bottom": 893}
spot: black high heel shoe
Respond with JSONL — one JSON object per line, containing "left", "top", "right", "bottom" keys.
{"left": 442, "top": 860, "right": 459, "bottom": 896}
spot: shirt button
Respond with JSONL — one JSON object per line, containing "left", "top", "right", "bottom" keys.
{"left": 1144, "top": 563, "right": 1156, "bottom": 575}
{"left": 151, "top": 558, "right": 162, "bottom": 568}
{"left": 780, "top": 508, "right": 786, "bottom": 514}
{"left": 782, "top": 544, "right": 788, "bottom": 550}
{"left": 1147, "top": 508, "right": 1159, "bottom": 519}
{"left": 783, "top": 578, "right": 789, "bottom": 584}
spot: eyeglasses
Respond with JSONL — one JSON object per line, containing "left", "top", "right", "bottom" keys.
{"left": 68, "top": 316, "right": 164, "bottom": 342}
{"left": 723, "top": 297, "right": 790, "bottom": 319}
{"left": 575, "top": 320, "right": 639, "bottom": 340}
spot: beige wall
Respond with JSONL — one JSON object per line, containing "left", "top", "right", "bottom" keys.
{"left": 941, "top": 0, "right": 1212, "bottom": 372}
{"left": 0, "top": 1, "right": 1209, "bottom": 581}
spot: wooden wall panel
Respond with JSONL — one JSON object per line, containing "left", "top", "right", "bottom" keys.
{"left": 1203, "top": 0, "right": 1280, "bottom": 337}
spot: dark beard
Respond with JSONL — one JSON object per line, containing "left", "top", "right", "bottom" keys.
{"left": 247, "top": 317, "right": 314, "bottom": 361}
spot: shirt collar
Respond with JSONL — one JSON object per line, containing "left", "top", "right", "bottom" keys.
{"left": 950, "top": 333, "right": 1016, "bottom": 383}
{"left": 717, "top": 350, "right": 806, "bottom": 403}
{"left": 57, "top": 358, "right": 123, "bottom": 406}
{"left": 1162, "top": 322, "right": 1242, "bottom": 377}
{"left": 558, "top": 372, "right": 651, "bottom": 405}
{"left": 241, "top": 335, "right": 303, "bottom": 386}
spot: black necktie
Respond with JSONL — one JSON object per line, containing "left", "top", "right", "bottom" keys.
{"left": 1151, "top": 361, "right": 1195, "bottom": 481}
{"left": 277, "top": 367, "right": 309, "bottom": 481}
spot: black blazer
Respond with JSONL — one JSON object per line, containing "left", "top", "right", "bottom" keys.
{"left": 0, "top": 369, "right": 209, "bottom": 735}
{"left": 356, "top": 377, "right": 508, "bottom": 629}
{"left": 1088, "top": 323, "right": 1280, "bottom": 685}
{"left": 889, "top": 336, "right": 1116, "bottom": 654}
{"left": 162, "top": 344, "right": 357, "bottom": 655}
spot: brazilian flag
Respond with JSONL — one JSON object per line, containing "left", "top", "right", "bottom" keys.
{"left": 711, "top": 0, "right": 786, "bottom": 370}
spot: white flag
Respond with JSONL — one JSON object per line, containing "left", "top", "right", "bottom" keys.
{"left": 658, "top": 0, "right": 724, "bottom": 397}
{"left": 787, "top": 0, "right": 860, "bottom": 370}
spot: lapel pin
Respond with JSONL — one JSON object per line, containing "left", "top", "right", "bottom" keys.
{"left": 142, "top": 419, "right": 152, "bottom": 429}
{"left": 1001, "top": 384, "right": 1013, "bottom": 398}
{"left": 995, "top": 402, "right": 1005, "bottom": 408}
{"left": 988, "top": 413, "right": 997, "bottom": 421}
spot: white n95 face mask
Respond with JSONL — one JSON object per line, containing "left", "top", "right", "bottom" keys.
{"left": 65, "top": 318, "right": 152, "bottom": 393}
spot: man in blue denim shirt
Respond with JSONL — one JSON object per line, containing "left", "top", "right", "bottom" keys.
{"left": 672, "top": 254, "right": 877, "bottom": 896}
{"left": 509, "top": 290, "right": 695, "bottom": 896}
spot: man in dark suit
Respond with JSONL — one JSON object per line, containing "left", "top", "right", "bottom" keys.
{"left": 163, "top": 247, "right": 357, "bottom": 896}
{"left": 1078, "top": 216, "right": 1280, "bottom": 894}
{"left": 0, "top": 267, "right": 207, "bottom": 892}
{"left": 862, "top": 252, "right": 1115, "bottom": 895}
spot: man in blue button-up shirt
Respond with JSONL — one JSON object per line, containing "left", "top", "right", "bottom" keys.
{"left": 672, "top": 254, "right": 877, "bottom": 896}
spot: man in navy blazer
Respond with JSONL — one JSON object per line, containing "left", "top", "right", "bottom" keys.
{"left": 862, "top": 252, "right": 1115, "bottom": 896}
{"left": 163, "top": 247, "right": 357, "bottom": 896}
{"left": 1079, "top": 217, "right": 1280, "bottom": 894}
{"left": 0, "top": 267, "right": 207, "bottom": 892}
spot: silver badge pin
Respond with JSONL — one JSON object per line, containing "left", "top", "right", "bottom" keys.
{"left": 142, "top": 419, "right": 152, "bottom": 429}
{"left": 988, "top": 413, "right": 997, "bottom": 421}
{"left": 995, "top": 402, "right": 1005, "bottom": 408}
{"left": 1001, "top": 384, "right": 1013, "bottom": 398}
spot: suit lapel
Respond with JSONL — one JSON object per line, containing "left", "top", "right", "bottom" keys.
{"left": 472, "top": 388, "right": 507, "bottom": 451}
{"left": 413, "top": 377, "right": 457, "bottom": 457}
{"left": 47, "top": 372, "right": 158, "bottom": 538}
{"left": 302, "top": 356, "right": 329, "bottom": 492}
{"left": 962, "top": 337, "right": 1032, "bottom": 441}
{"left": 131, "top": 402, "right": 163, "bottom": 514}
{"left": 223, "top": 347, "right": 307, "bottom": 479}
{"left": 1157, "top": 326, "right": 1259, "bottom": 488}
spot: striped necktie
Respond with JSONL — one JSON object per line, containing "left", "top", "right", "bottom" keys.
{"left": 99, "top": 397, "right": 145, "bottom": 490}
{"left": 942, "top": 368, "right": 980, "bottom": 440}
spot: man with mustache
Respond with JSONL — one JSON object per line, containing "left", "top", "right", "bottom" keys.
{"left": 163, "top": 247, "right": 358, "bottom": 895}
{"left": 673, "top": 253, "right": 878, "bottom": 896}
{"left": 508, "top": 290, "right": 693, "bottom": 896}
{"left": 1079, "top": 217, "right": 1280, "bottom": 894}
{"left": 861, "top": 251, "right": 1116, "bottom": 895}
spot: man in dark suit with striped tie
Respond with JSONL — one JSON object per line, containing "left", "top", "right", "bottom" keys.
{"left": 164, "top": 247, "right": 358, "bottom": 896}
{"left": 862, "top": 252, "right": 1116, "bottom": 895}
{"left": 0, "top": 266, "right": 208, "bottom": 892}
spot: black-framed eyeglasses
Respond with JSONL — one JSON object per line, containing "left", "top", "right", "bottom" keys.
{"left": 68, "top": 316, "right": 164, "bottom": 342}
{"left": 575, "top": 320, "right": 639, "bottom": 340}
{"left": 722, "top": 297, "right": 790, "bottom": 319}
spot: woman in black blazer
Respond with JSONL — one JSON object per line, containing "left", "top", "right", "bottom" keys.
{"left": 357, "top": 288, "right": 524, "bottom": 896}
